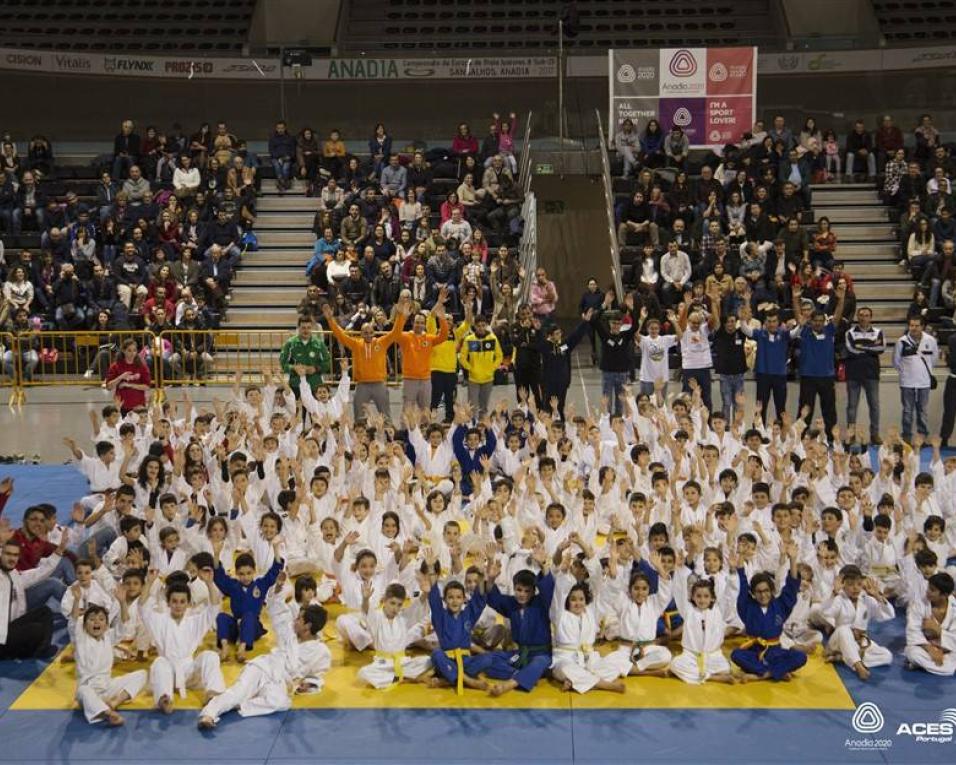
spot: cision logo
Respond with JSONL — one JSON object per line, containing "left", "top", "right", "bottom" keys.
{"left": 668, "top": 49, "right": 697, "bottom": 78}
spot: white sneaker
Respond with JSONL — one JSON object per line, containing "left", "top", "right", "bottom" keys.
{"left": 83, "top": 369, "right": 95, "bottom": 379}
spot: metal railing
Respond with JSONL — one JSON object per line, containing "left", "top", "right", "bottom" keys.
{"left": 594, "top": 108, "right": 625, "bottom": 300}
{"left": 0, "top": 331, "right": 18, "bottom": 405}
{"left": 517, "top": 193, "right": 538, "bottom": 305}
{"left": 519, "top": 111, "right": 535, "bottom": 198}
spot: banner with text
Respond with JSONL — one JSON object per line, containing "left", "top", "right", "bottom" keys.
{"left": 0, "top": 48, "right": 556, "bottom": 81}
{"left": 609, "top": 47, "right": 757, "bottom": 148}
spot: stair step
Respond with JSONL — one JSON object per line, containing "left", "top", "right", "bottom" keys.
{"left": 230, "top": 287, "right": 305, "bottom": 306}
{"left": 233, "top": 268, "right": 306, "bottom": 286}
{"left": 824, "top": 224, "right": 896, "bottom": 241}
{"left": 832, "top": 243, "right": 898, "bottom": 259}
{"left": 853, "top": 282, "right": 917, "bottom": 300}
{"left": 811, "top": 190, "right": 882, "bottom": 204}
{"left": 257, "top": 197, "right": 321, "bottom": 212}
{"left": 255, "top": 213, "right": 315, "bottom": 228}
{"left": 847, "top": 263, "right": 909, "bottom": 278}
{"left": 223, "top": 308, "right": 301, "bottom": 328}
{"left": 813, "top": 207, "right": 890, "bottom": 222}
{"left": 254, "top": 231, "right": 315, "bottom": 246}
{"left": 810, "top": 182, "right": 876, "bottom": 191}
{"left": 259, "top": 180, "right": 309, "bottom": 194}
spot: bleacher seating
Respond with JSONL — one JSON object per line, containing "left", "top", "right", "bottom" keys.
{"left": 872, "top": 0, "right": 956, "bottom": 43}
{"left": 337, "top": 0, "right": 780, "bottom": 51}
{"left": 0, "top": 0, "right": 256, "bottom": 53}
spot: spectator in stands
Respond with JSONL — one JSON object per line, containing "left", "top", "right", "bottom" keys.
{"left": 844, "top": 306, "right": 885, "bottom": 446}
{"left": 198, "top": 245, "right": 232, "bottom": 311}
{"left": 927, "top": 167, "right": 952, "bottom": 198}
{"left": 172, "top": 154, "right": 200, "bottom": 200}
{"left": 883, "top": 148, "right": 907, "bottom": 205}
{"left": 875, "top": 115, "right": 904, "bottom": 171}
{"left": 639, "top": 119, "right": 665, "bottom": 169}
{"left": 440, "top": 208, "right": 472, "bottom": 246}
{"left": 614, "top": 118, "right": 640, "bottom": 179}
{"left": 660, "top": 240, "right": 691, "bottom": 308}
{"left": 26, "top": 135, "right": 53, "bottom": 179}
{"left": 906, "top": 217, "right": 936, "bottom": 274}
{"left": 339, "top": 262, "right": 370, "bottom": 307}
{"left": 617, "top": 190, "right": 659, "bottom": 248}
{"left": 915, "top": 114, "right": 939, "bottom": 168}
{"left": 367, "top": 123, "right": 392, "bottom": 178}
{"left": 380, "top": 155, "right": 407, "bottom": 200}
{"left": 121, "top": 165, "right": 150, "bottom": 206}
{"left": 94, "top": 170, "right": 118, "bottom": 224}
{"left": 768, "top": 115, "right": 794, "bottom": 151}
{"left": 340, "top": 203, "right": 368, "bottom": 249}
{"left": 923, "top": 239, "right": 955, "bottom": 307}
{"left": 169, "top": 306, "right": 212, "bottom": 380}
{"left": 269, "top": 121, "right": 297, "bottom": 192}
{"left": 779, "top": 150, "right": 810, "bottom": 208}
{"left": 665, "top": 125, "right": 689, "bottom": 169}
{"left": 322, "top": 129, "right": 347, "bottom": 181}
{"left": 372, "top": 260, "right": 402, "bottom": 314}
{"left": 1, "top": 265, "right": 34, "bottom": 326}
{"left": 112, "top": 119, "right": 140, "bottom": 180}
{"left": 451, "top": 123, "right": 479, "bottom": 158}
{"left": 2, "top": 308, "right": 39, "bottom": 381}
{"left": 898, "top": 162, "right": 926, "bottom": 212}
{"left": 529, "top": 267, "right": 558, "bottom": 326}
{"left": 810, "top": 216, "right": 837, "bottom": 271}
{"left": 86, "top": 262, "right": 121, "bottom": 325}
{"left": 203, "top": 208, "right": 242, "bottom": 267}
{"left": 845, "top": 120, "right": 876, "bottom": 181}
{"left": 11, "top": 171, "right": 46, "bottom": 235}
{"left": 52, "top": 263, "right": 86, "bottom": 329}
{"left": 113, "top": 241, "right": 148, "bottom": 312}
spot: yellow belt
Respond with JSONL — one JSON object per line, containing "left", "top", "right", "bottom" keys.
{"left": 870, "top": 565, "right": 896, "bottom": 576}
{"left": 375, "top": 650, "right": 406, "bottom": 682}
{"left": 554, "top": 643, "right": 593, "bottom": 655}
{"left": 739, "top": 636, "right": 781, "bottom": 662}
{"left": 692, "top": 649, "right": 722, "bottom": 679}
{"left": 445, "top": 648, "right": 471, "bottom": 695}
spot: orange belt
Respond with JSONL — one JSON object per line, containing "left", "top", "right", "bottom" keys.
{"left": 739, "top": 636, "right": 781, "bottom": 661}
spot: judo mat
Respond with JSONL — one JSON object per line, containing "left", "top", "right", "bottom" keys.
{"left": 0, "top": 464, "right": 953, "bottom": 764}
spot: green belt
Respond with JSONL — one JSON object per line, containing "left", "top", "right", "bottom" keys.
{"left": 516, "top": 643, "right": 551, "bottom": 668}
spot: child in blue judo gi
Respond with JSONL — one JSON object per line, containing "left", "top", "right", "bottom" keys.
{"left": 424, "top": 561, "right": 494, "bottom": 693}
{"left": 214, "top": 548, "right": 284, "bottom": 663}
{"left": 731, "top": 540, "right": 808, "bottom": 682}
{"left": 484, "top": 544, "right": 555, "bottom": 696}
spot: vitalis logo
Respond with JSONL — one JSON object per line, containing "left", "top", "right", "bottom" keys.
{"left": 668, "top": 50, "right": 697, "bottom": 77}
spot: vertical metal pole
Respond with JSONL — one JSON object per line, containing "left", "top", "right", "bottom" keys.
{"left": 558, "top": 19, "right": 564, "bottom": 175}
{"left": 279, "top": 47, "right": 287, "bottom": 122}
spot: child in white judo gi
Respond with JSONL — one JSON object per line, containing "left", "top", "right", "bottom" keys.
{"left": 197, "top": 572, "right": 331, "bottom": 729}
{"left": 138, "top": 567, "right": 225, "bottom": 713}
{"left": 72, "top": 600, "right": 146, "bottom": 726}
{"left": 903, "top": 572, "right": 956, "bottom": 676}
{"left": 551, "top": 582, "right": 630, "bottom": 693}
{"left": 822, "top": 564, "right": 896, "bottom": 680}
{"left": 357, "top": 579, "right": 431, "bottom": 688}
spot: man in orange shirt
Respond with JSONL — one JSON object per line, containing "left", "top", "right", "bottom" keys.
{"left": 322, "top": 300, "right": 409, "bottom": 418}
{"left": 398, "top": 287, "right": 450, "bottom": 409}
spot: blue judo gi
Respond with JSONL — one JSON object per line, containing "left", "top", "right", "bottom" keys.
{"left": 214, "top": 558, "right": 284, "bottom": 649}
{"left": 730, "top": 567, "right": 808, "bottom": 680}
{"left": 484, "top": 572, "right": 555, "bottom": 691}
{"left": 428, "top": 584, "right": 494, "bottom": 691}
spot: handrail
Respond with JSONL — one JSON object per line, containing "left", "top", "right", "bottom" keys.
{"left": 517, "top": 193, "right": 538, "bottom": 305}
{"left": 594, "top": 109, "right": 624, "bottom": 300}
{"left": 519, "top": 111, "right": 534, "bottom": 198}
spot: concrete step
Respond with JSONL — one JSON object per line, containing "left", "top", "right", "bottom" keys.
{"left": 229, "top": 287, "right": 304, "bottom": 306}
{"left": 853, "top": 282, "right": 917, "bottom": 300}
{"left": 832, "top": 243, "right": 898, "bottom": 259}
{"left": 254, "top": 213, "right": 315, "bottom": 228}
{"left": 809, "top": 182, "right": 876, "bottom": 191}
{"left": 259, "top": 180, "right": 309, "bottom": 194}
{"left": 233, "top": 268, "right": 306, "bottom": 286}
{"left": 257, "top": 197, "right": 320, "bottom": 212}
{"left": 254, "top": 231, "right": 315, "bottom": 246}
{"left": 223, "top": 308, "right": 301, "bottom": 328}
{"left": 849, "top": 263, "right": 912, "bottom": 278}
{"left": 824, "top": 224, "right": 896, "bottom": 241}
{"left": 243, "top": 253, "right": 311, "bottom": 267}
{"left": 811, "top": 190, "right": 882, "bottom": 206}
{"left": 813, "top": 206, "right": 890, "bottom": 223}
{"left": 865, "top": 305, "right": 909, "bottom": 323}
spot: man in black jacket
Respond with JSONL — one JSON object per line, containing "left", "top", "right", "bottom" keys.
{"left": 844, "top": 306, "right": 885, "bottom": 446}
{"left": 591, "top": 304, "right": 638, "bottom": 416}
{"left": 713, "top": 310, "right": 748, "bottom": 420}
{"left": 112, "top": 119, "right": 141, "bottom": 180}
{"left": 52, "top": 263, "right": 88, "bottom": 328}
{"left": 539, "top": 310, "right": 593, "bottom": 420}
{"left": 512, "top": 307, "right": 543, "bottom": 407}
{"left": 112, "top": 242, "right": 148, "bottom": 310}
{"left": 845, "top": 121, "right": 876, "bottom": 180}
{"left": 202, "top": 209, "right": 241, "bottom": 267}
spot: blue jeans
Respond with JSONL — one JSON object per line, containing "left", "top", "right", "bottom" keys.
{"left": 900, "top": 386, "right": 931, "bottom": 441}
{"left": 272, "top": 157, "right": 292, "bottom": 181}
{"left": 719, "top": 373, "right": 745, "bottom": 419}
{"left": 602, "top": 371, "right": 629, "bottom": 416}
{"left": 846, "top": 378, "right": 880, "bottom": 437}
{"left": 682, "top": 367, "right": 713, "bottom": 412}
{"left": 26, "top": 576, "right": 66, "bottom": 611}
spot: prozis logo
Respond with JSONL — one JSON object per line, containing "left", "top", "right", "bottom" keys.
{"left": 164, "top": 60, "right": 214, "bottom": 74}
{"left": 668, "top": 49, "right": 697, "bottom": 77}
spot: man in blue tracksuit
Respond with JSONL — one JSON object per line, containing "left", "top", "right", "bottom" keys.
{"left": 214, "top": 553, "right": 283, "bottom": 661}
{"left": 792, "top": 282, "right": 846, "bottom": 443}
{"left": 739, "top": 303, "right": 791, "bottom": 424}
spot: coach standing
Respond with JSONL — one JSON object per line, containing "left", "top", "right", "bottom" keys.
{"left": 844, "top": 306, "right": 885, "bottom": 446}
{"left": 893, "top": 316, "right": 940, "bottom": 445}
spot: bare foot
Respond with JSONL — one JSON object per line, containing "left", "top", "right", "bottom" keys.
{"left": 489, "top": 680, "right": 518, "bottom": 697}
{"left": 202, "top": 690, "right": 221, "bottom": 704}
{"left": 104, "top": 710, "right": 125, "bottom": 727}
{"left": 218, "top": 644, "right": 230, "bottom": 662}
{"left": 426, "top": 677, "right": 451, "bottom": 688}
{"left": 197, "top": 716, "right": 216, "bottom": 730}
{"left": 561, "top": 679, "right": 573, "bottom": 692}
{"left": 781, "top": 672, "right": 794, "bottom": 681}
{"left": 823, "top": 652, "right": 842, "bottom": 664}
{"left": 158, "top": 696, "right": 174, "bottom": 715}
{"left": 236, "top": 645, "right": 247, "bottom": 664}
{"left": 597, "top": 679, "right": 626, "bottom": 693}
{"left": 795, "top": 643, "right": 816, "bottom": 655}
{"left": 463, "top": 676, "right": 488, "bottom": 691}
{"left": 105, "top": 692, "right": 130, "bottom": 710}
{"left": 854, "top": 662, "right": 871, "bottom": 681}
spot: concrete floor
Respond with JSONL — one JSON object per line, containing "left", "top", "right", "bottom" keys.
{"left": 0, "top": 363, "right": 946, "bottom": 463}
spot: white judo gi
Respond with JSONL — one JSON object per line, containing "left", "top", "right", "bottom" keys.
{"left": 903, "top": 594, "right": 956, "bottom": 676}
{"left": 822, "top": 591, "right": 896, "bottom": 670}
{"left": 668, "top": 568, "right": 731, "bottom": 684}
{"left": 73, "top": 628, "right": 146, "bottom": 724}
{"left": 550, "top": 607, "right": 631, "bottom": 693}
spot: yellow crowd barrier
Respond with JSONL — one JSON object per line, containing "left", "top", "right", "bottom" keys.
{"left": 2, "top": 326, "right": 407, "bottom": 403}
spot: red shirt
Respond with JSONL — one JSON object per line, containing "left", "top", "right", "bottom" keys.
{"left": 105, "top": 357, "right": 152, "bottom": 411}
{"left": 10, "top": 529, "right": 57, "bottom": 572}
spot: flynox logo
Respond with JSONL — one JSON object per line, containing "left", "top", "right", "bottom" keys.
{"left": 669, "top": 49, "right": 697, "bottom": 77}
{"left": 846, "top": 702, "right": 892, "bottom": 751}
{"left": 708, "top": 62, "right": 728, "bottom": 82}
{"left": 852, "top": 702, "right": 884, "bottom": 733}
{"left": 672, "top": 107, "right": 693, "bottom": 127}
{"left": 617, "top": 64, "right": 636, "bottom": 83}
{"left": 103, "top": 57, "right": 155, "bottom": 73}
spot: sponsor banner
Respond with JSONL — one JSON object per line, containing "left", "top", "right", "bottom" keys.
{"left": 0, "top": 47, "right": 556, "bottom": 80}
{"left": 610, "top": 47, "right": 756, "bottom": 148}
{"left": 759, "top": 49, "right": 881, "bottom": 75}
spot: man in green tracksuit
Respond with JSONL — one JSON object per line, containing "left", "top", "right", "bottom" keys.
{"left": 279, "top": 314, "right": 332, "bottom": 395}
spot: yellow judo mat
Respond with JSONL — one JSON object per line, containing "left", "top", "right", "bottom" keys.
{"left": 12, "top": 604, "right": 854, "bottom": 712}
